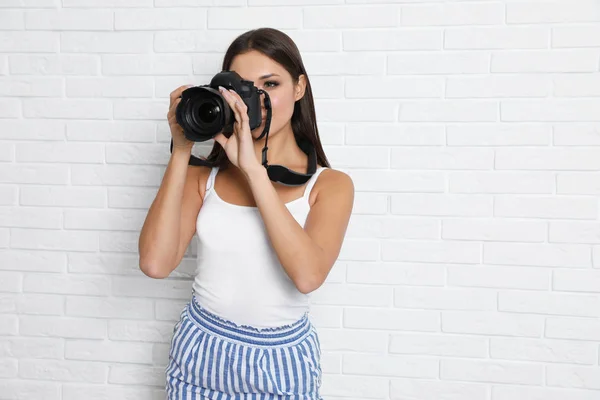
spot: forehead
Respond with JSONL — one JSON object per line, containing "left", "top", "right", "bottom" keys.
{"left": 229, "top": 50, "right": 288, "bottom": 80}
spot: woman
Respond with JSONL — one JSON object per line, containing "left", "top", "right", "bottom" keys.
{"left": 138, "top": 27, "right": 354, "bottom": 399}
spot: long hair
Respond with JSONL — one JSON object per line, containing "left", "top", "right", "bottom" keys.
{"left": 201, "top": 28, "right": 331, "bottom": 170}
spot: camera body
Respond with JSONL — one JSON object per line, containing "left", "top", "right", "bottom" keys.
{"left": 175, "top": 71, "right": 263, "bottom": 142}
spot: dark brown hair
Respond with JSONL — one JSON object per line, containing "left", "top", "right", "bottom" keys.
{"left": 202, "top": 27, "right": 331, "bottom": 170}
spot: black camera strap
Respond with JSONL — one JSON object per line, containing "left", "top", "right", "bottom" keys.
{"left": 169, "top": 90, "right": 317, "bottom": 186}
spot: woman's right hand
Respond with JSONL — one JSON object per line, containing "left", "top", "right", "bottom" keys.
{"left": 168, "top": 85, "right": 194, "bottom": 150}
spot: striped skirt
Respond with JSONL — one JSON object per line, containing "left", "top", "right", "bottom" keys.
{"left": 165, "top": 297, "right": 323, "bottom": 399}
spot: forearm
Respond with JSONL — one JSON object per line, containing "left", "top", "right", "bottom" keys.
{"left": 138, "top": 147, "right": 192, "bottom": 272}
{"left": 245, "top": 167, "right": 326, "bottom": 294}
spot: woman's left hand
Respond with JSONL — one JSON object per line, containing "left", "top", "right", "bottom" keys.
{"left": 214, "top": 86, "right": 262, "bottom": 178}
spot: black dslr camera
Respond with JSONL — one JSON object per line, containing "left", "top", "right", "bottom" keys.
{"left": 175, "top": 71, "right": 266, "bottom": 142}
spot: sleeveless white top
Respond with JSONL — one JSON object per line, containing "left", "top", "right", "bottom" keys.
{"left": 192, "top": 165, "right": 328, "bottom": 328}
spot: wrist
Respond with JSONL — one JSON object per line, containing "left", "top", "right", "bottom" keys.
{"left": 243, "top": 164, "right": 267, "bottom": 182}
{"left": 172, "top": 142, "right": 193, "bottom": 152}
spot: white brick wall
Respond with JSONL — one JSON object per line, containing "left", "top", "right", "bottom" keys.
{"left": 1, "top": 1, "right": 600, "bottom": 399}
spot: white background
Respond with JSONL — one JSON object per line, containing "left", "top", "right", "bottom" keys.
{"left": 1, "top": 0, "right": 600, "bottom": 399}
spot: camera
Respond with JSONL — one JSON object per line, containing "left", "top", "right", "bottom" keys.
{"left": 175, "top": 71, "right": 264, "bottom": 142}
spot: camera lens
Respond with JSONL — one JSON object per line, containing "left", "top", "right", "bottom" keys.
{"left": 176, "top": 87, "right": 231, "bottom": 142}
{"left": 197, "top": 102, "right": 220, "bottom": 124}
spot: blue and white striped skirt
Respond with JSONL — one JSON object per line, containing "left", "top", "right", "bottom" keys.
{"left": 165, "top": 297, "right": 323, "bottom": 399}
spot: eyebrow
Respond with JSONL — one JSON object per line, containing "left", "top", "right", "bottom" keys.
{"left": 258, "top": 73, "right": 279, "bottom": 79}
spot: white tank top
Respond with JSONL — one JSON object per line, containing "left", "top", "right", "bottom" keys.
{"left": 192, "top": 165, "right": 328, "bottom": 328}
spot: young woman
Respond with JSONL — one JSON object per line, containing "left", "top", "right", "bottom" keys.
{"left": 138, "top": 27, "right": 354, "bottom": 399}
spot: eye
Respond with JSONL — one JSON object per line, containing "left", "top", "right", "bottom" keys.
{"left": 264, "top": 81, "right": 279, "bottom": 88}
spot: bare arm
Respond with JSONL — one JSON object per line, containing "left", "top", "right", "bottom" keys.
{"left": 246, "top": 167, "right": 354, "bottom": 294}
{"left": 138, "top": 148, "right": 204, "bottom": 278}
{"left": 138, "top": 84, "right": 207, "bottom": 278}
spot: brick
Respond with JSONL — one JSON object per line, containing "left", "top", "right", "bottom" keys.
{"left": 553, "top": 74, "right": 600, "bottom": 97}
{"left": 346, "top": 76, "right": 443, "bottom": 99}
{"left": 342, "top": 353, "right": 438, "bottom": 378}
{"left": 496, "top": 148, "right": 600, "bottom": 170}
{"left": 382, "top": 239, "right": 481, "bottom": 264}
{"left": 63, "top": 0, "right": 151, "bottom": 6}
{"left": 391, "top": 379, "right": 487, "bottom": 400}
{"left": 446, "top": 75, "right": 551, "bottom": 98}
{"left": 208, "top": 7, "right": 302, "bottom": 29}
{"left": 347, "top": 215, "right": 439, "bottom": 240}
{"left": 491, "top": 337, "right": 596, "bottom": 365}
{"left": 557, "top": 172, "right": 600, "bottom": 195}
{"left": 16, "top": 142, "right": 104, "bottom": 163}
{"left": 10, "top": 54, "right": 99, "bottom": 75}
{"left": 346, "top": 124, "right": 444, "bottom": 146}
{"left": 391, "top": 194, "right": 492, "bottom": 217}
{"left": 449, "top": 171, "right": 554, "bottom": 194}
{"left": 19, "top": 359, "right": 107, "bottom": 383}
{"left": 443, "top": 218, "right": 547, "bottom": 243}
{"left": 0, "top": 32, "right": 58, "bottom": 52}
{"left": 445, "top": 26, "right": 549, "bottom": 49}
{"left": 305, "top": 6, "right": 398, "bottom": 28}
{"left": 546, "top": 317, "right": 600, "bottom": 341}
{"left": 20, "top": 316, "right": 106, "bottom": 339}
{"left": 494, "top": 195, "right": 598, "bottom": 220}
{"left": 66, "top": 296, "right": 154, "bottom": 320}
{"left": 65, "top": 339, "right": 153, "bottom": 363}
{"left": 507, "top": 1, "right": 600, "bottom": 24}
{"left": 391, "top": 147, "right": 494, "bottom": 170}
{"left": 311, "top": 327, "right": 380, "bottom": 353}
{"left": 499, "top": 290, "right": 600, "bottom": 317}
{"left": 484, "top": 242, "right": 592, "bottom": 268}
{"left": 553, "top": 25, "right": 600, "bottom": 48}
{"left": 344, "top": 307, "right": 439, "bottom": 332}
{"left": 304, "top": 53, "right": 385, "bottom": 75}
{"left": 311, "top": 283, "right": 391, "bottom": 307}
{"left": 66, "top": 120, "right": 155, "bottom": 142}
{"left": 446, "top": 123, "right": 551, "bottom": 146}
{"left": 441, "top": 359, "right": 543, "bottom": 385}
{"left": 395, "top": 287, "right": 497, "bottom": 311}
{"left": 0, "top": 206, "right": 62, "bottom": 229}
{"left": 390, "top": 333, "right": 487, "bottom": 358}
{"left": 492, "top": 50, "right": 600, "bottom": 73}
{"left": 0, "top": 381, "right": 60, "bottom": 400}
{"left": 61, "top": 32, "right": 153, "bottom": 53}
{"left": 25, "top": 9, "right": 113, "bottom": 30}
{"left": 0, "top": 77, "right": 63, "bottom": 97}
{"left": 11, "top": 228, "right": 98, "bottom": 252}
{"left": 0, "top": 99, "right": 20, "bottom": 117}
{"left": 154, "top": 30, "right": 241, "bottom": 53}
{"left": 492, "top": 386, "right": 600, "bottom": 400}
{"left": 23, "top": 99, "right": 111, "bottom": 119}
{"left": 401, "top": 2, "right": 504, "bottom": 26}
{"left": 554, "top": 124, "right": 600, "bottom": 146}
{"left": 398, "top": 100, "right": 498, "bottom": 122}
{"left": 115, "top": 8, "right": 207, "bottom": 30}
{"left": 442, "top": 311, "right": 543, "bottom": 337}
{"left": 553, "top": 269, "right": 600, "bottom": 294}
{"left": 344, "top": 29, "right": 441, "bottom": 51}
{"left": 546, "top": 365, "right": 600, "bottom": 390}
{"left": 389, "top": 51, "right": 490, "bottom": 74}
{"left": 447, "top": 265, "right": 550, "bottom": 291}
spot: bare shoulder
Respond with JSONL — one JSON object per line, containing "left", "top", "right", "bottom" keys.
{"left": 309, "top": 167, "right": 354, "bottom": 207}
{"left": 189, "top": 165, "right": 213, "bottom": 201}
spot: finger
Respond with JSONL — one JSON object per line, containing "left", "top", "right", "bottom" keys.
{"left": 218, "top": 86, "right": 237, "bottom": 114}
{"left": 218, "top": 87, "right": 243, "bottom": 129}
{"left": 169, "top": 84, "right": 193, "bottom": 106}
{"left": 167, "top": 98, "right": 181, "bottom": 122}
{"left": 227, "top": 89, "right": 249, "bottom": 121}
{"left": 234, "top": 100, "right": 249, "bottom": 126}
{"left": 214, "top": 133, "right": 227, "bottom": 148}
